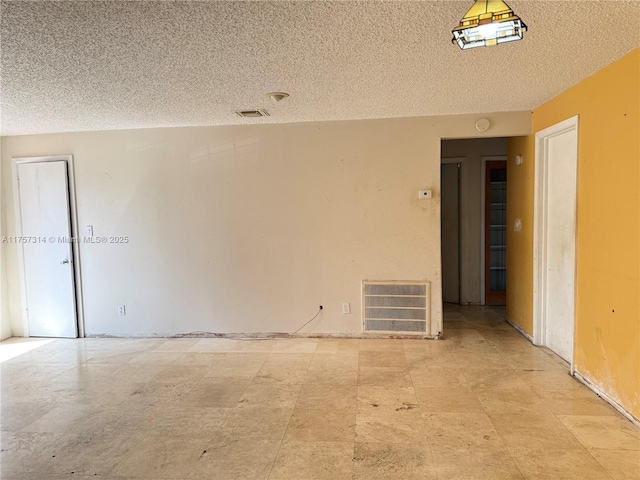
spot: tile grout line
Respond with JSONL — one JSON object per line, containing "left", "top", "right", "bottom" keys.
{"left": 265, "top": 343, "right": 312, "bottom": 480}
{"left": 551, "top": 412, "right": 619, "bottom": 480}
{"left": 402, "top": 341, "right": 442, "bottom": 479}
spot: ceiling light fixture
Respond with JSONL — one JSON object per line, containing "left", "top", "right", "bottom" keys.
{"left": 452, "top": 0, "right": 527, "bottom": 50}
{"left": 267, "top": 92, "right": 289, "bottom": 102}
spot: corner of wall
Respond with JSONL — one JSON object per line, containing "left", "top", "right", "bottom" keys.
{"left": 1, "top": 140, "right": 14, "bottom": 340}
{"left": 506, "top": 135, "right": 534, "bottom": 336}
{"left": 0, "top": 244, "right": 11, "bottom": 341}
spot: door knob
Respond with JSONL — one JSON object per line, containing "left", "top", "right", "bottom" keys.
{"left": 60, "top": 259, "right": 70, "bottom": 265}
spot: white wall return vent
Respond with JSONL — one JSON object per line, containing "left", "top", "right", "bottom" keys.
{"left": 362, "top": 281, "right": 430, "bottom": 335}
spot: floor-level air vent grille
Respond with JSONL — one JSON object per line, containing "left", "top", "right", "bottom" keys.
{"left": 363, "top": 281, "right": 430, "bottom": 335}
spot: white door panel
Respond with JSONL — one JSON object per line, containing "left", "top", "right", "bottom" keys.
{"left": 544, "top": 131, "right": 577, "bottom": 362}
{"left": 534, "top": 116, "right": 578, "bottom": 365}
{"left": 18, "top": 161, "right": 77, "bottom": 338}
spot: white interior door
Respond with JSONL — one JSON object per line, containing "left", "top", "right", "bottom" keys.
{"left": 18, "top": 161, "right": 78, "bottom": 338}
{"left": 534, "top": 117, "right": 578, "bottom": 363}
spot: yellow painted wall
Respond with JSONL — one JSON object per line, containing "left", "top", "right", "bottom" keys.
{"left": 507, "top": 48, "right": 640, "bottom": 419}
{"left": 506, "top": 135, "right": 534, "bottom": 333}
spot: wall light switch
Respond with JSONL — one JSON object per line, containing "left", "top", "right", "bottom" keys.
{"left": 515, "top": 155, "right": 523, "bottom": 166}
{"left": 418, "top": 190, "right": 432, "bottom": 199}
{"left": 85, "top": 225, "right": 94, "bottom": 237}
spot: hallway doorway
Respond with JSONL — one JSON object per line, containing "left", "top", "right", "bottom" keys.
{"left": 441, "top": 138, "right": 508, "bottom": 306}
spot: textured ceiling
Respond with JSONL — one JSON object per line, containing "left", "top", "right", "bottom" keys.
{"left": 1, "top": 1, "right": 639, "bottom": 136}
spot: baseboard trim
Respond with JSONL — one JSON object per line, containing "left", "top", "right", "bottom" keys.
{"left": 85, "top": 332, "right": 442, "bottom": 340}
{"left": 572, "top": 370, "right": 639, "bottom": 427}
{"left": 505, "top": 317, "right": 533, "bottom": 342}
{"left": 504, "top": 318, "right": 638, "bottom": 426}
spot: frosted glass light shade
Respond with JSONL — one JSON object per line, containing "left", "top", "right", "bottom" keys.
{"left": 452, "top": 0, "right": 527, "bottom": 50}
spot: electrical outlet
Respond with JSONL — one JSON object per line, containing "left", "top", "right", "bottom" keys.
{"left": 342, "top": 302, "right": 351, "bottom": 314}
{"left": 118, "top": 305, "right": 126, "bottom": 316}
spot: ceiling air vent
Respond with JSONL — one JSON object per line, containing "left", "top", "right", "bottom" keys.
{"left": 236, "top": 109, "right": 269, "bottom": 118}
{"left": 363, "top": 281, "right": 430, "bottom": 335}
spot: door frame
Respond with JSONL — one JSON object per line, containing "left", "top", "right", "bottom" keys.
{"left": 533, "top": 115, "right": 579, "bottom": 372}
{"left": 12, "top": 155, "right": 85, "bottom": 338}
{"left": 480, "top": 155, "right": 507, "bottom": 305}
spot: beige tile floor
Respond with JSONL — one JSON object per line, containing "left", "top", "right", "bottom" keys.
{"left": 1, "top": 305, "right": 638, "bottom": 479}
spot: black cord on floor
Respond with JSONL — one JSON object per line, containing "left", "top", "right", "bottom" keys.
{"left": 292, "top": 307, "right": 322, "bottom": 334}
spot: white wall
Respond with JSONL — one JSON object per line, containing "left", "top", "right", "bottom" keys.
{"left": 441, "top": 137, "right": 508, "bottom": 305}
{"left": 1, "top": 113, "right": 530, "bottom": 337}
{"left": 1, "top": 136, "right": 13, "bottom": 339}
{"left": 0, "top": 247, "right": 9, "bottom": 340}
